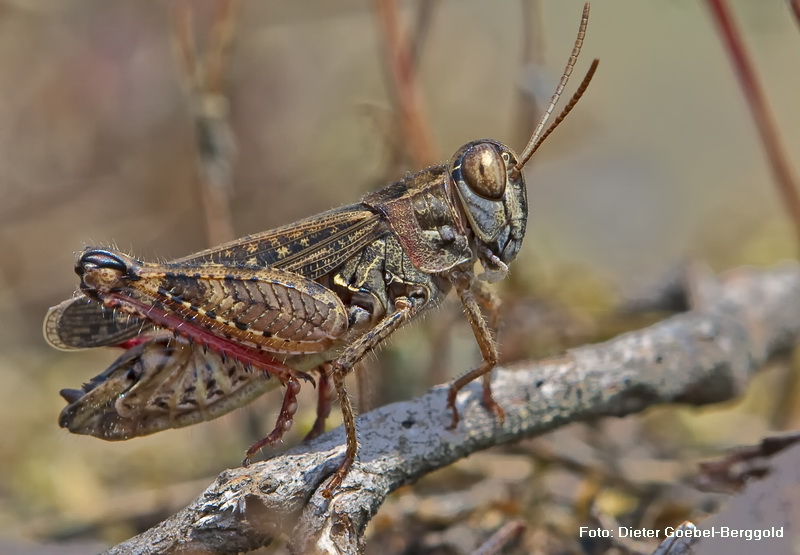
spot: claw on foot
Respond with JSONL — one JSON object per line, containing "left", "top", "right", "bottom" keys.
{"left": 321, "top": 475, "right": 341, "bottom": 499}
{"left": 482, "top": 384, "right": 505, "bottom": 423}
{"left": 241, "top": 377, "right": 302, "bottom": 466}
{"left": 446, "top": 382, "right": 505, "bottom": 430}
{"left": 321, "top": 460, "right": 350, "bottom": 498}
{"left": 298, "top": 371, "right": 316, "bottom": 387}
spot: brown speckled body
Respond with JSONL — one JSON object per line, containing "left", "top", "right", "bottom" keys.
{"left": 46, "top": 2, "right": 597, "bottom": 493}
{"left": 47, "top": 138, "right": 528, "bottom": 495}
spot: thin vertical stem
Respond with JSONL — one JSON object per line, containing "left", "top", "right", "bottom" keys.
{"left": 171, "top": 0, "right": 239, "bottom": 245}
{"left": 373, "top": 0, "right": 438, "bottom": 168}
{"left": 409, "top": 0, "right": 440, "bottom": 71}
{"left": 706, "top": 0, "right": 800, "bottom": 250}
{"left": 513, "top": 0, "right": 545, "bottom": 149}
{"left": 789, "top": 0, "right": 800, "bottom": 31}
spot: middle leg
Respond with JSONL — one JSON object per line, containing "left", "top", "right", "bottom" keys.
{"left": 446, "top": 269, "right": 503, "bottom": 429}
{"left": 321, "top": 296, "right": 422, "bottom": 498}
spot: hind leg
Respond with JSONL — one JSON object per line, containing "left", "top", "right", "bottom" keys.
{"left": 304, "top": 364, "right": 333, "bottom": 441}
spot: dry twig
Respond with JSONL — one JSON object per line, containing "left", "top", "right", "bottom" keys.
{"left": 172, "top": 0, "right": 240, "bottom": 245}
{"left": 471, "top": 519, "right": 526, "bottom": 555}
{"left": 105, "top": 262, "right": 800, "bottom": 554}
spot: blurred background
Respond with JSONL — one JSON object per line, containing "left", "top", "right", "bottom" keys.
{"left": 1, "top": 0, "right": 799, "bottom": 553}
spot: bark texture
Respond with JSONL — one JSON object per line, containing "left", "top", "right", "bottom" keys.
{"left": 105, "top": 262, "right": 800, "bottom": 554}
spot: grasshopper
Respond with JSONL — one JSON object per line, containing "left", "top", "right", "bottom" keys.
{"left": 46, "top": 4, "right": 597, "bottom": 497}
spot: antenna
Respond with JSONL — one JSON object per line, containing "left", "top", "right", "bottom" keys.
{"left": 510, "top": 2, "right": 597, "bottom": 178}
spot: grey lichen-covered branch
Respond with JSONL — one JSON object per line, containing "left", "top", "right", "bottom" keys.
{"left": 105, "top": 262, "right": 800, "bottom": 555}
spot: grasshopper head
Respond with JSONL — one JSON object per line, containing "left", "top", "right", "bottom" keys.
{"left": 449, "top": 55, "right": 599, "bottom": 282}
{"left": 447, "top": 3, "right": 598, "bottom": 282}
{"left": 449, "top": 139, "right": 527, "bottom": 282}
{"left": 76, "top": 248, "right": 135, "bottom": 293}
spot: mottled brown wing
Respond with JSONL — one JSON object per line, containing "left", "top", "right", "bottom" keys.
{"left": 45, "top": 204, "right": 384, "bottom": 350}
{"left": 177, "top": 204, "right": 384, "bottom": 279}
{"left": 43, "top": 297, "right": 153, "bottom": 350}
{"left": 58, "top": 333, "right": 282, "bottom": 440}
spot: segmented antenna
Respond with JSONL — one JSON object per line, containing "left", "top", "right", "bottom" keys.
{"left": 528, "top": 58, "right": 598, "bottom": 157}
{"left": 511, "top": 2, "right": 595, "bottom": 178}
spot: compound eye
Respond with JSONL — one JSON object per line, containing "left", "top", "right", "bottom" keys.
{"left": 78, "top": 250, "right": 128, "bottom": 274}
{"left": 75, "top": 250, "right": 132, "bottom": 294}
{"left": 461, "top": 143, "right": 506, "bottom": 199}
